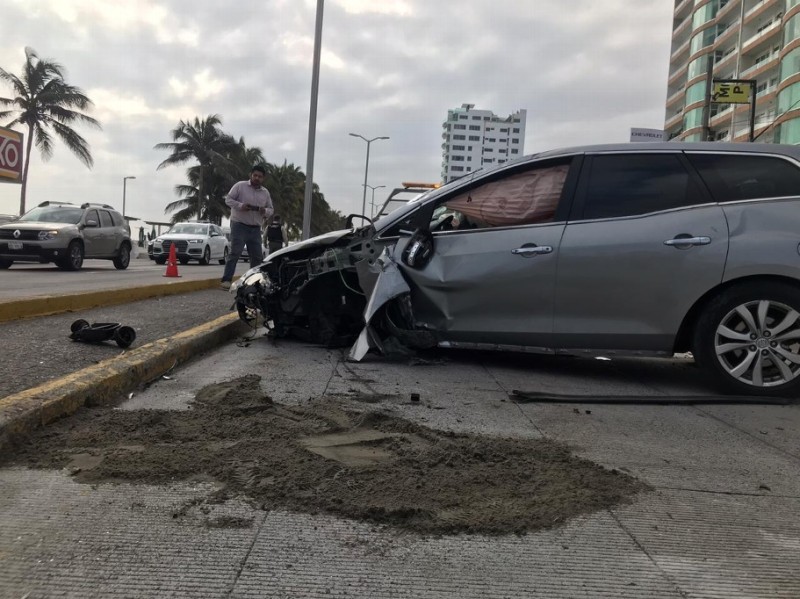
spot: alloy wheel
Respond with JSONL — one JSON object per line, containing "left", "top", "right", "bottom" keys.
{"left": 714, "top": 299, "right": 800, "bottom": 388}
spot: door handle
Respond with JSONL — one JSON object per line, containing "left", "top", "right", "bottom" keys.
{"left": 664, "top": 236, "right": 711, "bottom": 248}
{"left": 512, "top": 245, "right": 553, "bottom": 257}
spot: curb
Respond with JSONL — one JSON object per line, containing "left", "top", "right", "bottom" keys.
{"left": 0, "top": 312, "right": 250, "bottom": 452}
{"left": 0, "top": 278, "right": 221, "bottom": 324}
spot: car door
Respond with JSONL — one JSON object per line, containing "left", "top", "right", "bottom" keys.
{"left": 81, "top": 209, "right": 103, "bottom": 257}
{"left": 553, "top": 152, "right": 729, "bottom": 352}
{"left": 97, "top": 210, "right": 116, "bottom": 255}
{"left": 386, "top": 156, "right": 580, "bottom": 349}
{"left": 211, "top": 225, "right": 225, "bottom": 258}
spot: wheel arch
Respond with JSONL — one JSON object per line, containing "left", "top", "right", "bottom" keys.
{"left": 674, "top": 274, "right": 800, "bottom": 353}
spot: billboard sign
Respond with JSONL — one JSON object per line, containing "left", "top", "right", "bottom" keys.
{"left": 712, "top": 81, "right": 753, "bottom": 104}
{"left": 630, "top": 128, "right": 665, "bottom": 143}
{"left": 0, "top": 126, "right": 24, "bottom": 183}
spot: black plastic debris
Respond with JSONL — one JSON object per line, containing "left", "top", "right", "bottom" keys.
{"left": 69, "top": 319, "right": 136, "bottom": 349}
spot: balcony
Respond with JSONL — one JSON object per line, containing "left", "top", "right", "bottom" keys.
{"left": 675, "top": 0, "right": 693, "bottom": 18}
{"left": 744, "top": 0, "right": 780, "bottom": 22}
{"left": 666, "top": 87, "right": 686, "bottom": 107}
{"left": 740, "top": 54, "right": 779, "bottom": 78}
{"left": 671, "top": 38, "right": 691, "bottom": 62}
{"left": 742, "top": 20, "right": 781, "bottom": 51}
{"left": 665, "top": 111, "right": 684, "bottom": 129}
{"left": 717, "top": 0, "right": 741, "bottom": 20}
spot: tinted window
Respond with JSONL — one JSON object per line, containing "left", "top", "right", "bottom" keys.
{"left": 99, "top": 210, "right": 113, "bottom": 227}
{"left": 687, "top": 153, "right": 800, "bottom": 202}
{"left": 109, "top": 211, "right": 123, "bottom": 227}
{"left": 582, "top": 154, "right": 705, "bottom": 219}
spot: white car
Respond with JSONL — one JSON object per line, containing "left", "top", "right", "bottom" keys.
{"left": 149, "top": 222, "right": 229, "bottom": 265}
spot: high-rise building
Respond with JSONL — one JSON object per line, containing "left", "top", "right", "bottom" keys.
{"left": 665, "top": 0, "right": 800, "bottom": 143}
{"left": 441, "top": 104, "right": 526, "bottom": 183}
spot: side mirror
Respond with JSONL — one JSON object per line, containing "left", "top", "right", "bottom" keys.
{"left": 85, "top": 219, "right": 98, "bottom": 228}
{"left": 345, "top": 213, "right": 373, "bottom": 229}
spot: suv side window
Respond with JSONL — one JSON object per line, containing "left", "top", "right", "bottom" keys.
{"left": 580, "top": 154, "right": 706, "bottom": 220}
{"left": 84, "top": 209, "right": 100, "bottom": 226}
{"left": 686, "top": 153, "right": 800, "bottom": 202}
{"left": 109, "top": 211, "right": 123, "bottom": 227}
{"left": 99, "top": 210, "right": 114, "bottom": 228}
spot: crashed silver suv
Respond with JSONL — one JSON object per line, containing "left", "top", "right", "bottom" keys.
{"left": 0, "top": 201, "right": 132, "bottom": 270}
{"left": 233, "top": 143, "right": 800, "bottom": 396}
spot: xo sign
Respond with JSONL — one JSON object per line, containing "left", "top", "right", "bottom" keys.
{"left": 0, "top": 127, "right": 23, "bottom": 182}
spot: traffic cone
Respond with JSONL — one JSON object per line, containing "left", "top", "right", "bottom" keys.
{"left": 163, "top": 243, "right": 181, "bottom": 278}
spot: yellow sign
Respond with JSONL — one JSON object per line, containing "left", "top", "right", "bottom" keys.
{"left": 712, "top": 81, "right": 753, "bottom": 104}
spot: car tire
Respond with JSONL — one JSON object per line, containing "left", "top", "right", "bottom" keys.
{"left": 155, "top": 256, "right": 166, "bottom": 265}
{"left": 58, "top": 241, "right": 84, "bottom": 271}
{"left": 693, "top": 281, "right": 800, "bottom": 397}
{"left": 199, "top": 246, "right": 210, "bottom": 265}
{"left": 113, "top": 243, "right": 131, "bottom": 270}
{"left": 0, "top": 258, "right": 12, "bottom": 269}
{"left": 179, "top": 257, "right": 190, "bottom": 265}
{"left": 219, "top": 247, "right": 228, "bottom": 265}
{"left": 114, "top": 326, "right": 137, "bottom": 349}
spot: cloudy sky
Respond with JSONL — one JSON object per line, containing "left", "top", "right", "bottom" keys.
{"left": 0, "top": 0, "right": 674, "bottom": 229}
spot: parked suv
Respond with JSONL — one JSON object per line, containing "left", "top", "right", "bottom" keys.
{"left": 0, "top": 201, "right": 132, "bottom": 270}
{"left": 149, "top": 222, "right": 229, "bottom": 265}
{"left": 233, "top": 142, "right": 800, "bottom": 396}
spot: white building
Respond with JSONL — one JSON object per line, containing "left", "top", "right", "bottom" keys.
{"left": 441, "top": 104, "right": 527, "bottom": 183}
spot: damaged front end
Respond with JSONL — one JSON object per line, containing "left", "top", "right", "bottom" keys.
{"left": 231, "top": 222, "right": 438, "bottom": 358}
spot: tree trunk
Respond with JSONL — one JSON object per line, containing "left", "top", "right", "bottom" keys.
{"left": 19, "top": 124, "right": 34, "bottom": 216}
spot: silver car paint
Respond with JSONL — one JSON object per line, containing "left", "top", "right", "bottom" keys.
{"left": 721, "top": 198, "right": 800, "bottom": 282}
{"left": 553, "top": 205, "right": 729, "bottom": 351}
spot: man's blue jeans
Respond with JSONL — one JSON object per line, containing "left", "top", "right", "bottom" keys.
{"left": 222, "top": 221, "right": 263, "bottom": 282}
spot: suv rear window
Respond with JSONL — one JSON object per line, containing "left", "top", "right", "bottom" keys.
{"left": 686, "top": 153, "right": 800, "bottom": 202}
{"left": 19, "top": 206, "right": 83, "bottom": 224}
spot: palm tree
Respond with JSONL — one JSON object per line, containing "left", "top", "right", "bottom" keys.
{"left": 0, "top": 47, "right": 101, "bottom": 215}
{"left": 154, "top": 115, "right": 237, "bottom": 220}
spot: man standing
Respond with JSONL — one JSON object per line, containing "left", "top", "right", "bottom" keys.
{"left": 221, "top": 165, "right": 273, "bottom": 290}
{"left": 264, "top": 214, "right": 288, "bottom": 255}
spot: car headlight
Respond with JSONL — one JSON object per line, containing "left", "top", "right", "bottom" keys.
{"left": 231, "top": 267, "right": 273, "bottom": 295}
{"left": 189, "top": 239, "right": 203, "bottom": 244}
{"left": 155, "top": 238, "right": 163, "bottom": 243}
{"left": 38, "top": 230, "right": 58, "bottom": 241}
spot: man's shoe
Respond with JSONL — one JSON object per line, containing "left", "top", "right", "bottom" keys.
{"left": 220, "top": 280, "right": 231, "bottom": 290}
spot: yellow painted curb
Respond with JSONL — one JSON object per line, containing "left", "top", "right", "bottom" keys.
{"left": 0, "top": 278, "right": 220, "bottom": 323}
{"left": 0, "top": 312, "right": 249, "bottom": 451}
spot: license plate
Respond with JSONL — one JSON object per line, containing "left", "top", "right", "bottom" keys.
{"left": 8, "top": 240, "right": 22, "bottom": 250}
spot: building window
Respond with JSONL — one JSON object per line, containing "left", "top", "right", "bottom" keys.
{"left": 499, "top": 139, "right": 507, "bottom": 144}
{"left": 486, "top": 138, "right": 496, "bottom": 142}
{"left": 454, "top": 124, "right": 466, "bottom": 129}
{"left": 512, "top": 128, "right": 520, "bottom": 133}
{"left": 468, "top": 135, "right": 480, "bottom": 141}
{"left": 512, "top": 139, "right": 520, "bottom": 144}
{"left": 452, "top": 166, "right": 464, "bottom": 172}
{"left": 499, "top": 148, "right": 507, "bottom": 153}
{"left": 459, "top": 115, "right": 468, "bottom": 120}
{"left": 453, "top": 134, "right": 466, "bottom": 140}
{"left": 452, "top": 155, "right": 465, "bottom": 161}
{"left": 483, "top": 158, "right": 494, "bottom": 164}
{"left": 511, "top": 149, "right": 519, "bottom": 154}
{"left": 468, "top": 146, "right": 473, "bottom": 151}
{"left": 453, "top": 145, "right": 465, "bottom": 150}
{"left": 500, "top": 128, "right": 508, "bottom": 133}
{"left": 484, "top": 147, "right": 494, "bottom": 152}
{"left": 472, "top": 116, "right": 481, "bottom": 120}
{"left": 469, "top": 125, "right": 480, "bottom": 130}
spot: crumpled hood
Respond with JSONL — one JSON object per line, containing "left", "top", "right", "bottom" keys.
{"left": 265, "top": 228, "right": 354, "bottom": 261}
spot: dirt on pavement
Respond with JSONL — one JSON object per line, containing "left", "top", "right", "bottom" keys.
{"left": 2, "top": 374, "right": 649, "bottom": 535}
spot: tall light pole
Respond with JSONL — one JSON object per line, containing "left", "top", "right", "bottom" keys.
{"left": 122, "top": 176, "right": 136, "bottom": 218}
{"left": 366, "top": 184, "right": 385, "bottom": 219}
{"left": 302, "top": 0, "right": 325, "bottom": 240}
{"left": 349, "top": 133, "right": 389, "bottom": 218}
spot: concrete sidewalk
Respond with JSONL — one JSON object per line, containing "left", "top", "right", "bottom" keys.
{"left": 1, "top": 337, "right": 798, "bottom": 598}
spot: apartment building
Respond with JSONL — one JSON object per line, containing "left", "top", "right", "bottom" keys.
{"left": 665, "top": 0, "right": 800, "bottom": 143}
{"left": 441, "top": 104, "right": 527, "bottom": 183}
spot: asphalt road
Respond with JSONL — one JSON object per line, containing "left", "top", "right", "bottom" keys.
{"left": 0, "top": 253, "right": 243, "bottom": 300}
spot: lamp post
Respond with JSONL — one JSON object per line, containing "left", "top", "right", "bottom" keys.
{"left": 366, "top": 184, "right": 386, "bottom": 219}
{"left": 349, "top": 133, "right": 389, "bottom": 218}
{"left": 122, "top": 176, "right": 136, "bottom": 218}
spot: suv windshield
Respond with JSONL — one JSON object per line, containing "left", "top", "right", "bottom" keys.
{"left": 169, "top": 224, "right": 209, "bottom": 235}
{"left": 19, "top": 206, "right": 83, "bottom": 224}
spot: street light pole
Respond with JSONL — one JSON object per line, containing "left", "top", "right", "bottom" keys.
{"left": 349, "top": 133, "right": 389, "bottom": 218}
{"left": 122, "top": 176, "right": 136, "bottom": 218}
{"left": 302, "top": 0, "right": 325, "bottom": 240}
{"left": 366, "top": 184, "right": 386, "bottom": 219}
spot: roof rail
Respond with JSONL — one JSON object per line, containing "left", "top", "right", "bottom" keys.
{"left": 38, "top": 201, "right": 75, "bottom": 207}
{"left": 80, "top": 202, "right": 115, "bottom": 210}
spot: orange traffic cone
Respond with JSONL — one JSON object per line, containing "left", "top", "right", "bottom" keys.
{"left": 163, "top": 243, "right": 181, "bottom": 278}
